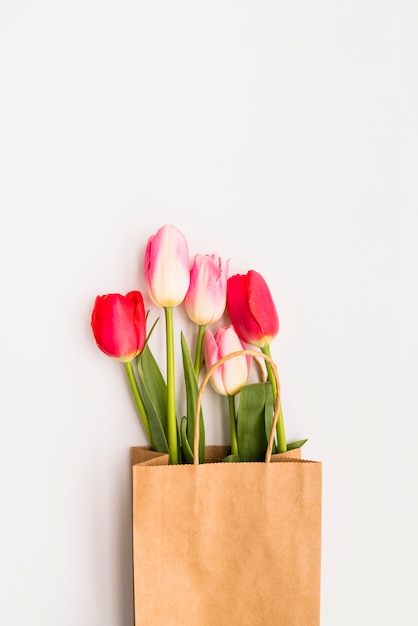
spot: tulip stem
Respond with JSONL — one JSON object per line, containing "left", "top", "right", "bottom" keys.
{"left": 165, "top": 306, "right": 178, "bottom": 464}
{"left": 228, "top": 394, "right": 239, "bottom": 456}
{"left": 194, "top": 324, "right": 206, "bottom": 377}
{"left": 261, "top": 345, "right": 287, "bottom": 453}
{"left": 124, "top": 361, "right": 153, "bottom": 446}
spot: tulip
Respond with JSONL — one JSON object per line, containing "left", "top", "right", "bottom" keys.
{"left": 204, "top": 326, "right": 251, "bottom": 396}
{"left": 184, "top": 254, "right": 229, "bottom": 325}
{"left": 184, "top": 253, "right": 229, "bottom": 375}
{"left": 144, "top": 224, "right": 190, "bottom": 464}
{"left": 144, "top": 224, "right": 190, "bottom": 307}
{"left": 91, "top": 291, "right": 146, "bottom": 362}
{"left": 227, "top": 270, "right": 286, "bottom": 452}
{"left": 226, "top": 270, "right": 279, "bottom": 349}
{"left": 204, "top": 326, "right": 252, "bottom": 456}
{"left": 91, "top": 291, "right": 152, "bottom": 444}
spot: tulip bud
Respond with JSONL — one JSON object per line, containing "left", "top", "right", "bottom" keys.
{"left": 203, "top": 326, "right": 252, "bottom": 396}
{"left": 144, "top": 224, "right": 190, "bottom": 307}
{"left": 91, "top": 291, "right": 146, "bottom": 362}
{"left": 184, "top": 254, "right": 229, "bottom": 325}
{"left": 227, "top": 270, "right": 279, "bottom": 348}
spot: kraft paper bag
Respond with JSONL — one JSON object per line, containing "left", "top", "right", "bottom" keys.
{"left": 131, "top": 351, "right": 322, "bottom": 625}
{"left": 131, "top": 447, "right": 322, "bottom": 626}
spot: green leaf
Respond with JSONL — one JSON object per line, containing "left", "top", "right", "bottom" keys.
{"left": 180, "top": 332, "right": 205, "bottom": 463}
{"left": 287, "top": 438, "right": 308, "bottom": 450}
{"left": 144, "top": 312, "right": 160, "bottom": 347}
{"left": 175, "top": 421, "right": 184, "bottom": 464}
{"left": 180, "top": 417, "right": 194, "bottom": 464}
{"left": 137, "top": 344, "right": 169, "bottom": 454}
{"left": 237, "top": 382, "right": 271, "bottom": 462}
{"left": 222, "top": 454, "right": 241, "bottom": 463}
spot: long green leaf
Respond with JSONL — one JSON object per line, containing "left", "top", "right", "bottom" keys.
{"left": 180, "top": 417, "right": 194, "bottom": 463}
{"left": 180, "top": 332, "right": 205, "bottom": 463}
{"left": 137, "top": 344, "right": 169, "bottom": 454}
{"left": 237, "top": 382, "right": 270, "bottom": 461}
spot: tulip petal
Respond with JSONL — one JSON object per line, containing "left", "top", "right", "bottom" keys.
{"left": 247, "top": 270, "right": 279, "bottom": 342}
{"left": 217, "top": 327, "right": 251, "bottom": 395}
{"left": 227, "top": 274, "right": 264, "bottom": 346}
{"left": 203, "top": 329, "right": 226, "bottom": 395}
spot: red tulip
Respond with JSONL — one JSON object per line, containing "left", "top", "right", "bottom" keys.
{"left": 91, "top": 291, "right": 146, "bottom": 362}
{"left": 226, "top": 270, "right": 279, "bottom": 348}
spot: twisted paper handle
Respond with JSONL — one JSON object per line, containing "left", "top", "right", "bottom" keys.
{"left": 193, "top": 349, "right": 281, "bottom": 465}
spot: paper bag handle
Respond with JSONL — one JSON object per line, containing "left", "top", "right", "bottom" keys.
{"left": 193, "top": 349, "right": 281, "bottom": 465}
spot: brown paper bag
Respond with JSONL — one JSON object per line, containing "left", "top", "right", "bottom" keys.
{"left": 131, "top": 351, "right": 322, "bottom": 625}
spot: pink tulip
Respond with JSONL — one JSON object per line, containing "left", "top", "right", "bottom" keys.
{"left": 203, "top": 326, "right": 252, "bottom": 396}
{"left": 144, "top": 224, "right": 190, "bottom": 307}
{"left": 184, "top": 254, "right": 230, "bottom": 325}
{"left": 226, "top": 270, "right": 279, "bottom": 348}
{"left": 91, "top": 291, "right": 146, "bottom": 362}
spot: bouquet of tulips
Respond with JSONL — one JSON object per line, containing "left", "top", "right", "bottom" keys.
{"left": 91, "top": 224, "right": 306, "bottom": 464}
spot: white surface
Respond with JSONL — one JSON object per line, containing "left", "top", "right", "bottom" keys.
{"left": 1, "top": 1, "right": 417, "bottom": 624}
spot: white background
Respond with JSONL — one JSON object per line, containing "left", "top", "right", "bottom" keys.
{"left": 1, "top": 1, "right": 417, "bottom": 624}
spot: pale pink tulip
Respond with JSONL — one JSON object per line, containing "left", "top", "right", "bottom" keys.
{"left": 203, "top": 326, "right": 252, "bottom": 396}
{"left": 184, "top": 254, "right": 229, "bottom": 325}
{"left": 144, "top": 224, "right": 190, "bottom": 307}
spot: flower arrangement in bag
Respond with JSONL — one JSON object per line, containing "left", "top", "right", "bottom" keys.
{"left": 91, "top": 224, "right": 306, "bottom": 464}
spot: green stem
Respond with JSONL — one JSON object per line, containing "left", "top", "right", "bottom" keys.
{"left": 124, "top": 361, "right": 153, "bottom": 446}
{"left": 228, "top": 394, "right": 239, "bottom": 456}
{"left": 261, "top": 344, "right": 287, "bottom": 453}
{"left": 194, "top": 324, "right": 206, "bottom": 377}
{"left": 165, "top": 306, "right": 178, "bottom": 464}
